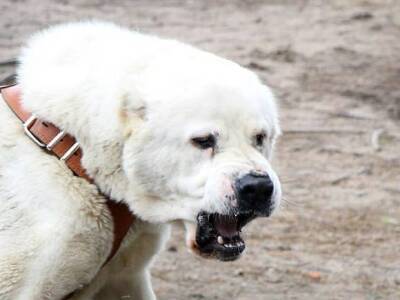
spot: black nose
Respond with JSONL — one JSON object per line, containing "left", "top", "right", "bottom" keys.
{"left": 235, "top": 173, "right": 274, "bottom": 215}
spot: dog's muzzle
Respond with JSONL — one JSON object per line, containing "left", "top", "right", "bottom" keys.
{"left": 195, "top": 172, "right": 275, "bottom": 261}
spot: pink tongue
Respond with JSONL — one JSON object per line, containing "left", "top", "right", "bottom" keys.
{"left": 214, "top": 215, "right": 238, "bottom": 237}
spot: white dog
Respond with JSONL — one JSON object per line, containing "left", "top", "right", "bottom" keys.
{"left": 0, "top": 21, "right": 282, "bottom": 300}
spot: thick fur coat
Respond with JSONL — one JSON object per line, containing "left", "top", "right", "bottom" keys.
{"left": 0, "top": 22, "right": 281, "bottom": 299}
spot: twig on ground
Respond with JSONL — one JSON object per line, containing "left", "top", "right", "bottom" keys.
{"left": 0, "top": 59, "right": 17, "bottom": 67}
{"left": 331, "top": 174, "right": 352, "bottom": 185}
{"left": 329, "top": 111, "right": 377, "bottom": 120}
{"left": 371, "top": 129, "right": 384, "bottom": 151}
{"left": 331, "top": 168, "right": 371, "bottom": 185}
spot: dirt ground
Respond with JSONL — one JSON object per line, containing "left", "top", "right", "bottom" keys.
{"left": 1, "top": 0, "right": 399, "bottom": 299}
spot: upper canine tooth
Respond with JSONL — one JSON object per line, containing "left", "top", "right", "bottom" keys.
{"left": 217, "top": 236, "right": 224, "bottom": 244}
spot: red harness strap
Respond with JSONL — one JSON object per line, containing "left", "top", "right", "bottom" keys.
{"left": 0, "top": 84, "right": 135, "bottom": 295}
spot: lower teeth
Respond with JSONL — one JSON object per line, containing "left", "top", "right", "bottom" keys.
{"left": 224, "top": 243, "right": 241, "bottom": 248}
{"left": 216, "top": 235, "right": 244, "bottom": 248}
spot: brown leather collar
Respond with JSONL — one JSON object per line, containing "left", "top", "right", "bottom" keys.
{"left": 0, "top": 84, "right": 135, "bottom": 266}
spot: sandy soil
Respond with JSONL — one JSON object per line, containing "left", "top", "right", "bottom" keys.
{"left": 1, "top": 0, "right": 399, "bottom": 299}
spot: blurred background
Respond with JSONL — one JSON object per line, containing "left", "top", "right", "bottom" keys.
{"left": 1, "top": 0, "right": 399, "bottom": 299}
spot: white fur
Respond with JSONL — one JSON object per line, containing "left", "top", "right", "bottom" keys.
{"left": 0, "top": 21, "right": 281, "bottom": 299}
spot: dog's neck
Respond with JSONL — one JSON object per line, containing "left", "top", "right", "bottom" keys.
{"left": 81, "top": 135, "right": 129, "bottom": 203}
{"left": 21, "top": 85, "right": 132, "bottom": 204}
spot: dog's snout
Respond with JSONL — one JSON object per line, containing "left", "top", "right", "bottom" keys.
{"left": 235, "top": 173, "right": 274, "bottom": 215}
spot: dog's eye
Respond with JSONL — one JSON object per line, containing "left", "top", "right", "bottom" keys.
{"left": 255, "top": 132, "right": 266, "bottom": 147}
{"left": 191, "top": 135, "right": 216, "bottom": 149}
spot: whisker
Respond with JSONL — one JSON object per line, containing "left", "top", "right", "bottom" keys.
{"left": 279, "top": 178, "right": 298, "bottom": 184}
{"left": 280, "top": 196, "right": 304, "bottom": 209}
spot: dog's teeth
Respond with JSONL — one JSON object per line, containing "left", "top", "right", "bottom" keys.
{"left": 217, "top": 236, "right": 224, "bottom": 244}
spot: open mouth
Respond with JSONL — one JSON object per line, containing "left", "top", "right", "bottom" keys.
{"left": 195, "top": 211, "right": 256, "bottom": 261}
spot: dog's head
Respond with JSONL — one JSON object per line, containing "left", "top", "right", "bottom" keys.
{"left": 121, "top": 50, "right": 281, "bottom": 261}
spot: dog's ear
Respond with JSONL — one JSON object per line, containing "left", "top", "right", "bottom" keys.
{"left": 119, "top": 92, "right": 147, "bottom": 138}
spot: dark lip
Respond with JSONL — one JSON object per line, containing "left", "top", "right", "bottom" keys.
{"left": 195, "top": 211, "right": 257, "bottom": 261}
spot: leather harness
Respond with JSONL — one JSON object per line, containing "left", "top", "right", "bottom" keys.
{"left": 0, "top": 83, "right": 135, "bottom": 297}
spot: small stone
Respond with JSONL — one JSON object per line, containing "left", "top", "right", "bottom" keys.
{"left": 190, "top": 293, "right": 205, "bottom": 299}
{"left": 351, "top": 12, "right": 373, "bottom": 21}
{"left": 307, "top": 271, "right": 322, "bottom": 282}
{"left": 167, "top": 246, "right": 177, "bottom": 252}
{"left": 234, "top": 269, "right": 244, "bottom": 276}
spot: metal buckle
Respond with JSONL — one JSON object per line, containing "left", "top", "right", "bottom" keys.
{"left": 46, "top": 130, "right": 66, "bottom": 151}
{"left": 60, "top": 142, "right": 80, "bottom": 161}
{"left": 23, "top": 115, "right": 80, "bottom": 162}
{"left": 23, "top": 115, "right": 46, "bottom": 147}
